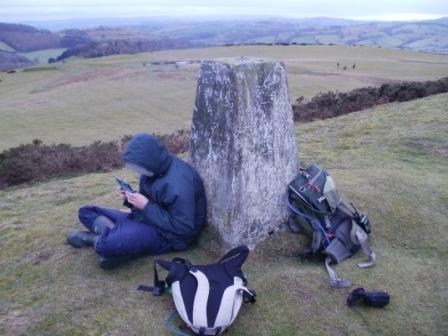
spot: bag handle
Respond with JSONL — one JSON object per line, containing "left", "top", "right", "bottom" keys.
{"left": 218, "top": 246, "right": 250, "bottom": 281}
{"left": 218, "top": 245, "right": 249, "bottom": 264}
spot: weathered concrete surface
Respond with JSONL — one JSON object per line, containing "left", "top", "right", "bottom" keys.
{"left": 189, "top": 58, "right": 299, "bottom": 248}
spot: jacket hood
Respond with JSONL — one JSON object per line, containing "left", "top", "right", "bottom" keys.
{"left": 121, "top": 133, "right": 172, "bottom": 176}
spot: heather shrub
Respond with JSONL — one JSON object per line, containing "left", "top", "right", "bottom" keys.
{"left": 0, "top": 131, "right": 191, "bottom": 189}
{"left": 2, "top": 76, "right": 447, "bottom": 189}
{"left": 293, "top": 77, "right": 448, "bottom": 122}
{"left": 0, "top": 139, "right": 123, "bottom": 188}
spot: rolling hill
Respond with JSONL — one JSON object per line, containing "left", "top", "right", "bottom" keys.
{"left": 1, "top": 17, "right": 447, "bottom": 71}
{"left": 0, "top": 23, "right": 61, "bottom": 52}
{"left": 57, "top": 17, "right": 448, "bottom": 56}
{"left": 0, "top": 92, "right": 446, "bottom": 335}
{"left": 1, "top": 44, "right": 447, "bottom": 150}
{"left": 0, "top": 50, "right": 35, "bottom": 71}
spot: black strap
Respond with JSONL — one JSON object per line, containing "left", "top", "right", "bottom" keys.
{"left": 347, "top": 288, "right": 390, "bottom": 307}
{"left": 243, "top": 289, "right": 257, "bottom": 304}
{"left": 138, "top": 259, "right": 173, "bottom": 296}
{"left": 151, "top": 257, "right": 192, "bottom": 296}
{"left": 152, "top": 259, "right": 169, "bottom": 296}
{"left": 137, "top": 285, "right": 154, "bottom": 292}
{"left": 218, "top": 245, "right": 249, "bottom": 264}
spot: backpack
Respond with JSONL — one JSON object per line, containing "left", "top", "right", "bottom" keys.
{"left": 138, "top": 246, "right": 256, "bottom": 335}
{"left": 286, "top": 164, "right": 376, "bottom": 288}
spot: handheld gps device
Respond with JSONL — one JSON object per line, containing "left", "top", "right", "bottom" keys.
{"left": 115, "top": 177, "right": 135, "bottom": 193}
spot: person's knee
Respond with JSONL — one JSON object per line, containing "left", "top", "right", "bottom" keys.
{"left": 78, "top": 204, "right": 95, "bottom": 219}
{"left": 79, "top": 204, "right": 103, "bottom": 225}
{"left": 92, "top": 216, "right": 115, "bottom": 234}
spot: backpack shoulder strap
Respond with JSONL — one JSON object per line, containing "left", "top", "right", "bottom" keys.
{"left": 352, "top": 225, "right": 376, "bottom": 268}
{"left": 138, "top": 258, "right": 190, "bottom": 296}
{"left": 325, "top": 256, "right": 352, "bottom": 288}
{"left": 218, "top": 245, "right": 249, "bottom": 272}
{"left": 285, "top": 194, "right": 329, "bottom": 252}
{"left": 218, "top": 245, "right": 250, "bottom": 285}
{"left": 218, "top": 245, "right": 249, "bottom": 264}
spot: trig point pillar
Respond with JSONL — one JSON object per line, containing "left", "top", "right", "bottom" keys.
{"left": 189, "top": 58, "right": 299, "bottom": 248}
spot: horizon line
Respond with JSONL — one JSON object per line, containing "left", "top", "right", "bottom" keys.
{"left": 1, "top": 13, "right": 447, "bottom": 25}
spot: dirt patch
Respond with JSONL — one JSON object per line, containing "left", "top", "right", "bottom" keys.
{"left": 156, "top": 72, "right": 187, "bottom": 80}
{"left": 25, "top": 248, "right": 52, "bottom": 265}
{"left": 295, "top": 68, "right": 401, "bottom": 86}
{"left": 405, "top": 138, "right": 448, "bottom": 157}
{"left": 0, "top": 310, "right": 36, "bottom": 335}
{"left": 51, "top": 68, "right": 134, "bottom": 88}
{"left": 109, "top": 70, "right": 146, "bottom": 81}
{"left": 402, "top": 59, "right": 448, "bottom": 65}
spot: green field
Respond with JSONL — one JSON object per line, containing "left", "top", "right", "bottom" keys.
{"left": 0, "top": 45, "right": 448, "bottom": 150}
{"left": 0, "top": 41, "right": 15, "bottom": 52}
{"left": 21, "top": 48, "right": 66, "bottom": 64}
{"left": 0, "top": 93, "right": 447, "bottom": 335}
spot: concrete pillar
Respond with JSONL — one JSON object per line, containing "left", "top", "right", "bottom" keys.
{"left": 189, "top": 58, "right": 299, "bottom": 248}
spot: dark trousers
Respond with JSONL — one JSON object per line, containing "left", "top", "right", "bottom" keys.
{"left": 78, "top": 205, "right": 171, "bottom": 258}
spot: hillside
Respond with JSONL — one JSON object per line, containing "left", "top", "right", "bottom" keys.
{"left": 0, "top": 23, "right": 88, "bottom": 70}
{"left": 1, "top": 45, "right": 448, "bottom": 150}
{"left": 153, "top": 17, "right": 448, "bottom": 53}
{"left": 0, "top": 93, "right": 447, "bottom": 335}
{"left": 1, "top": 17, "right": 447, "bottom": 70}
{"left": 0, "top": 50, "right": 35, "bottom": 71}
{"left": 0, "top": 23, "right": 62, "bottom": 52}
{"left": 57, "top": 17, "right": 448, "bottom": 58}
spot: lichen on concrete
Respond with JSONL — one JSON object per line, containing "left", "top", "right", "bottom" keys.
{"left": 189, "top": 58, "right": 299, "bottom": 248}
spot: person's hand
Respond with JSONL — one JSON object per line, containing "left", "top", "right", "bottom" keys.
{"left": 116, "top": 187, "right": 126, "bottom": 200}
{"left": 126, "top": 192, "right": 149, "bottom": 210}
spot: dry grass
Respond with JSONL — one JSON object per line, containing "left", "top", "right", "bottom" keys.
{"left": 1, "top": 93, "right": 447, "bottom": 335}
{"left": 1, "top": 45, "right": 448, "bottom": 149}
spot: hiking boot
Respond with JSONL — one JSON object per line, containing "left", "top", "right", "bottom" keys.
{"left": 66, "top": 231, "right": 96, "bottom": 248}
{"left": 99, "top": 255, "right": 131, "bottom": 270}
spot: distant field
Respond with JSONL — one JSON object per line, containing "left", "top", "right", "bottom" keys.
{"left": 0, "top": 41, "right": 14, "bottom": 52}
{"left": 21, "top": 48, "right": 66, "bottom": 64}
{"left": 0, "top": 44, "right": 448, "bottom": 149}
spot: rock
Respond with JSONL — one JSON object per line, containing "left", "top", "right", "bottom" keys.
{"left": 189, "top": 58, "right": 299, "bottom": 248}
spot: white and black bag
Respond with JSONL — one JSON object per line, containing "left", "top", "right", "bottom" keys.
{"left": 138, "top": 246, "right": 256, "bottom": 336}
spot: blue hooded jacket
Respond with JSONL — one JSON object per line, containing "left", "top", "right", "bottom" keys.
{"left": 121, "top": 133, "right": 206, "bottom": 251}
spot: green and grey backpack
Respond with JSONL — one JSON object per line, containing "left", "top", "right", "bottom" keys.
{"left": 286, "top": 164, "right": 376, "bottom": 288}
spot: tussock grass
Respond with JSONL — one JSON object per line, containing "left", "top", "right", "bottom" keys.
{"left": 0, "top": 94, "right": 447, "bottom": 335}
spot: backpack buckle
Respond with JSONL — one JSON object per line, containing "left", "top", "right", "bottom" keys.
{"left": 137, "top": 281, "right": 166, "bottom": 296}
{"left": 243, "top": 289, "right": 257, "bottom": 304}
{"left": 152, "top": 280, "right": 166, "bottom": 296}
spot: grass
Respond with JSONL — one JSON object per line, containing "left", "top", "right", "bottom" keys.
{"left": 0, "top": 41, "right": 15, "bottom": 52}
{"left": 20, "top": 48, "right": 67, "bottom": 64}
{"left": 1, "top": 93, "right": 447, "bottom": 335}
{"left": 22, "top": 66, "right": 59, "bottom": 72}
{"left": 0, "top": 44, "right": 448, "bottom": 150}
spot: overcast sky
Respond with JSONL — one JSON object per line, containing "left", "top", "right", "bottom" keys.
{"left": 1, "top": 0, "right": 447, "bottom": 23}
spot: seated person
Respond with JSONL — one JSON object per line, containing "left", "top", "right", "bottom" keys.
{"left": 66, "top": 133, "right": 206, "bottom": 269}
